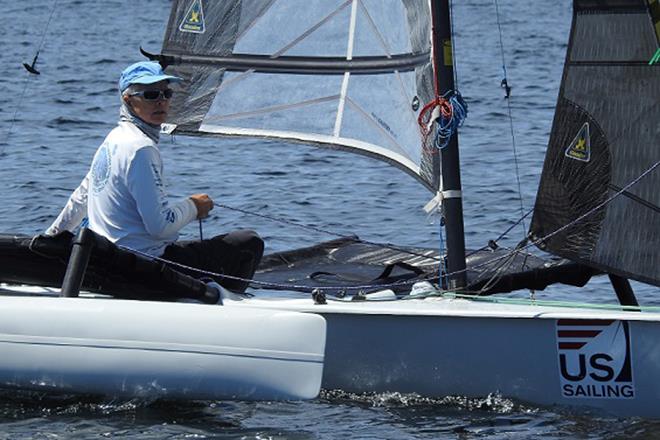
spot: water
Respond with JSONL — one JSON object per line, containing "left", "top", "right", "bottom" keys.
{"left": 0, "top": 0, "right": 658, "bottom": 438}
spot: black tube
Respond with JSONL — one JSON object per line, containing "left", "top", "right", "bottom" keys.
{"left": 608, "top": 274, "right": 639, "bottom": 309}
{"left": 432, "top": 0, "right": 467, "bottom": 289}
{"left": 147, "top": 50, "right": 430, "bottom": 75}
{"left": 61, "top": 228, "right": 95, "bottom": 297}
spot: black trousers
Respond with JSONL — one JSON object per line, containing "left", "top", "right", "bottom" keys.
{"left": 162, "top": 229, "right": 264, "bottom": 293}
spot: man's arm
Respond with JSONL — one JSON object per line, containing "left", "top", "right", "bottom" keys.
{"left": 45, "top": 173, "right": 90, "bottom": 235}
{"left": 127, "top": 146, "right": 199, "bottom": 238}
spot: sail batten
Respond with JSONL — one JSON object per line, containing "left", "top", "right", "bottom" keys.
{"left": 161, "top": 0, "right": 439, "bottom": 192}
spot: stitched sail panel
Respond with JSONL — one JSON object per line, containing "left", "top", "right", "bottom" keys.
{"left": 530, "top": 0, "right": 660, "bottom": 286}
{"left": 161, "top": 0, "right": 439, "bottom": 192}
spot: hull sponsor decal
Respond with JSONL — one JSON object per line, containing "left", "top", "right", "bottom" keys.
{"left": 556, "top": 319, "right": 634, "bottom": 399}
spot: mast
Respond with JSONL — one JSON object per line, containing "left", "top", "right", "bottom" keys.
{"left": 431, "top": 0, "right": 467, "bottom": 289}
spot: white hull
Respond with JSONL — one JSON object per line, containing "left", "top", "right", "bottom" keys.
{"left": 230, "top": 294, "right": 660, "bottom": 417}
{"left": 0, "top": 294, "right": 325, "bottom": 401}
{"left": 3, "top": 285, "right": 660, "bottom": 417}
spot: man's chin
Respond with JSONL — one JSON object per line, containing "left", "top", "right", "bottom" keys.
{"left": 149, "top": 115, "right": 168, "bottom": 125}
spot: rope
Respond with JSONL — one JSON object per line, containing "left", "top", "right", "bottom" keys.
{"left": 419, "top": 291, "right": 651, "bottom": 313}
{"left": 492, "top": 208, "right": 534, "bottom": 245}
{"left": 417, "top": 92, "right": 468, "bottom": 150}
{"left": 119, "top": 244, "right": 435, "bottom": 293}
{"left": 115, "top": 158, "right": 655, "bottom": 297}
{"left": 213, "top": 157, "right": 656, "bottom": 296}
{"left": 493, "top": 0, "right": 527, "bottom": 236}
{"left": 449, "top": 160, "right": 660, "bottom": 289}
{"left": 217, "top": 203, "right": 443, "bottom": 263}
{"left": 434, "top": 92, "right": 468, "bottom": 150}
{"left": 1, "top": 0, "right": 59, "bottom": 156}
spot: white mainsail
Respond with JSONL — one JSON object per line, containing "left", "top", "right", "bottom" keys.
{"left": 160, "top": 0, "right": 439, "bottom": 191}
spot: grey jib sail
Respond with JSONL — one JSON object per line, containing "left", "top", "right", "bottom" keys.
{"left": 159, "top": 0, "right": 440, "bottom": 191}
{"left": 530, "top": 0, "right": 660, "bottom": 286}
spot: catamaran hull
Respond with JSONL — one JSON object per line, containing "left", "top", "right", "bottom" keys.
{"left": 0, "top": 296, "right": 326, "bottom": 401}
{"left": 233, "top": 297, "right": 660, "bottom": 417}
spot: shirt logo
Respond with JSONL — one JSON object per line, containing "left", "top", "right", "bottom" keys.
{"left": 91, "top": 143, "right": 112, "bottom": 193}
{"left": 179, "top": 0, "right": 205, "bottom": 34}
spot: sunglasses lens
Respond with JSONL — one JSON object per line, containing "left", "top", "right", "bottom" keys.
{"left": 142, "top": 90, "right": 160, "bottom": 100}
{"left": 140, "top": 89, "right": 173, "bottom": 101}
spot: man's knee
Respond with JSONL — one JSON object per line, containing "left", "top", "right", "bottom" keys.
{"left": 223, "top": 229, "right": 264, "bottom": 257}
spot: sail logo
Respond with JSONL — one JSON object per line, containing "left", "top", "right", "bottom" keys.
{"left": 650, "top": 48, "right": 660, "bottom": 65}
{"left": 564, "top": 122, "right": 591, "bottom": 162}
{"left": 556, "top": 319, "right": 634, "bottom": 399}
{"left": 179, "top": 0, "right": 205, "bottom": 34}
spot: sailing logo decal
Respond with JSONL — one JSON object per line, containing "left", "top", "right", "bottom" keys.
{"left": 556, "top": 319, "right": 634, "bottom": 399}
{"left": 564, "top": 122, "right": 591, "bottom": 162}
{"left": 179, "top": 0, "right": 205, "bottom": 34}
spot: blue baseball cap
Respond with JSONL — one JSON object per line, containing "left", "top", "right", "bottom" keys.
{"left": 118, "top": 61, "right": 182, "bottom": 93}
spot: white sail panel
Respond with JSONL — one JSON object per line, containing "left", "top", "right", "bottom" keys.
{"left": 161, "top": 0, "right": 438, "bottom": 191}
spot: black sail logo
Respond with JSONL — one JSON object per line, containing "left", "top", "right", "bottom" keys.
{"left": 564, "top": 122, "right": 591, "bottom": 162}
{"left": 179, "top": 0, "right": 205, "bottom": 34}
{"left": 556, "top": 319, "right": 634, "bottom": 399}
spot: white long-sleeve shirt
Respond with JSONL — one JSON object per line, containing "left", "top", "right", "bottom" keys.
{"left": 46, "top": 121, "right": 197, "bottom": 256}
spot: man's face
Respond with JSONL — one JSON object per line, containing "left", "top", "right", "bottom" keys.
{"left": 124, "top": 80, "right": 172, "bottom": 125}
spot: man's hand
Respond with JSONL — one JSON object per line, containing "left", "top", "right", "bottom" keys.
{"left": 190, "top": 193, "right": 214, "bottom": 219}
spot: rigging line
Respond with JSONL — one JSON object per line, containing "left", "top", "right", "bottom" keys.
{"left": 119, "top": 244, "right": 434, "bottom": 292}
{"left": 216, "top": 203, "right": 443, "bottom": 263}
{"left": 121, "top": 160, "right": 658, "bottom": 296}
{"left": 492, "top": 207, "right": 534, "bottom": 245}
{"left": 222, "top": 154, "right": 656, "bottom": 295}
{"left": 1, "top": 76, "right": 32, "bottom": 156}
{"left": 34, "top": 0, "right": 60, "bottom": 61}
{"left": 442, "top": 159, "right": 660, "bottom": 289}
{"left": 2, "top": 0, "right": 59, "bottom": 155}
{"left": 493, "top": 0, "right": 527, "bottom": 237}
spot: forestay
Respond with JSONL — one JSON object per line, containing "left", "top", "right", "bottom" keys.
{"left": 160, "top": 0, "right": 440, "bottom": 191}
{"left": 530, "top": 0, "right": 660, "bottom": 287}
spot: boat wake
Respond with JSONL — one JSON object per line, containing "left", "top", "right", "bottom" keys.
{"left": 320, "top": 389, "right": 525, "bottom": 414}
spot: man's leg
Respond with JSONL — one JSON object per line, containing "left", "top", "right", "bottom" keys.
{"left": 162, "top": 230, "right": 264, "bottom": 293}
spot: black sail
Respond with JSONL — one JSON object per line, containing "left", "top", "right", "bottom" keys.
{"left": 530, "top": 0, "right": 660, "bottom": 286}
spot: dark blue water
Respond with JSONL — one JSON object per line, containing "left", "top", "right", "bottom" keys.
{"left": 1, "top": 0, "right": 658, "bottom": 438}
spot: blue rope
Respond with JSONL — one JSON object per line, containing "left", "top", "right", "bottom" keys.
{"left": 434, "top": 92, "right": 468, "bottom": 150}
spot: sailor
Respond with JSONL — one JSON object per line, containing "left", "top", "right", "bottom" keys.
{"left": 45, "top": 61, "right": 263, "bottom": 293}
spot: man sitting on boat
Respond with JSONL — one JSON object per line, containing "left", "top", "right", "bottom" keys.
{"left": 45, "top": 61, "right": 263, "bottom": 293}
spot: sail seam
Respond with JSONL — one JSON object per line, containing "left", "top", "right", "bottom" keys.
{"left": 334, "top": 0, "right": 358, "bottom": 137}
